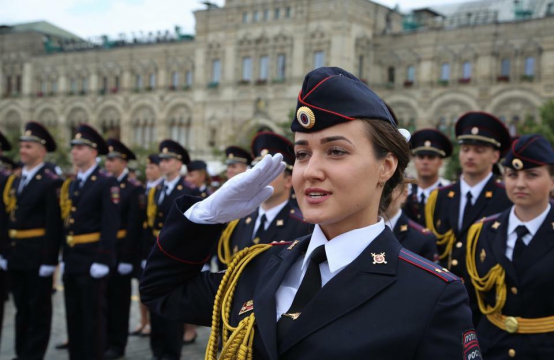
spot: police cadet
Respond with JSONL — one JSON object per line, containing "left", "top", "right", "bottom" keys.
{"left": 404, "top": 128, "right": 453, "bottom": 226}
{"left": 140, "top": 67, "right": 480, "bottom": 360}
{"left": 0, "top": 130, "right": 11, "bottom": 348}
{"left": 104, "top": 139, "right": 145, "bottom": 359}
{"left": 60, "top": 124, "right": 120, "bottom": 360}
{"left": 425, "top": 112, "right": 512, "bottom": 280}
{"left": 466, "top": 134, "right": 554, "bottom": 359}
{"left": 145, "top": 139, "right": 200, "bottom": 360}
{"left": 217, "top": 131, "right": 311, "bottom": 266}
{"left": 185, "top": 160, "right": 213, "bottom": 198}
{"left": 0, "top": 122, "right": 62, "bottom": 359}
{"left": 386, "top": 182, "right": 438, "bottom": 262}
{"left": 225, "top": 145, "right": 252, "bottom": 180}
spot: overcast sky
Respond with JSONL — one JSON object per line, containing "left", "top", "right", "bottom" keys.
{"left": 0, "top": 0, "right": 468, "bottom": 40}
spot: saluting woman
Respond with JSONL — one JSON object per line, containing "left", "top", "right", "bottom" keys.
{"left": 466, "top": 134, "right": 554, "bottom": 359}
{"left": 140, "top": 67, "right": 479, "bottom": 360}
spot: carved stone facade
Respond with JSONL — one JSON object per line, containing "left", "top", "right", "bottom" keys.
{"left": 0, "top": 0, "right": 553, "bottom": 161}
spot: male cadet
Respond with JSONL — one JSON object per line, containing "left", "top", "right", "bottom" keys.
{"left": 186, "top": 160, "right": 213, "bottom": 198}
{"left": 425, "top": 112, "right": 512, "bottom": 281}
{"left": 218, "top": 131, "right": 311, "bottom": 265}
{"left": 404, "top": 129, "right": 453, "bottom": 226}
{"left": 0, "top": 122, "right": 62, "bottom": 359}
{"left": 0, "top": 130, "right": 11, "bottom": 348}
{"left": 104, "top": 139, "right": 145, "bottom": 360}
{"left": 61, "top": 124, "right": 120, "bottom": 360}
{"left": 224, "top": 145, "right": 252, "bottom": 180}
{"left": 145, "top": 139, "right": 200, "bottom": 360}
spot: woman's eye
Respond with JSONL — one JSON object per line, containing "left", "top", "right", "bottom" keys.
{"left": 295, "top": 151, "right": 309, "bottom": 160}
{"left": 328, "top": 147, "right": 348, "bottom": 156}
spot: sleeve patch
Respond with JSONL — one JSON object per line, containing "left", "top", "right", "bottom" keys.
{"left": 462, "top": 330, "right": 482, "bottom": 360}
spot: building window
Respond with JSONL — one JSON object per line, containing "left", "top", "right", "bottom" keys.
{"left": 71, "top": 79, "right": 77, "bottom": 93}
{"left": 5, "top": 76, "right": 11, "bottom": 94}
{"left": 263, "top": 9, "right": 269, "bottom": 20}
{"left": 148, "top": 73, "right": 156, "bottom": 89}
{"left": 185, "top": 70, "right": 193, "bottom": 87}
{"left": 82, "top": 77, "right": 88, "bottom": 92}
{"left": 274, "top": 8, "right": 280, "bottom": 19}
{"left": 242, "top": 12, "right": 248, "bottom": 23}
{"left": 524, "top": 57, "right": 535, "bottom": 76}
{"left": 285, "top": 7, "right": 291, "bottom": 18}
{"left": 41, "top": 80, "right": 47, "bottom": 93}
{"left": 51, "top": 80, "right": 57, "bottom": 94}
{"left": 314, "top": 51, "right": 325, "bottom": 69}
{"left": 501, "top": 58, "right": 511, "bottom": 76}
{"left": 462, "top": 61, "right": 472, "bottom": 79}
{"left": 171, "top": 72, "right": 179, "bottom": 88}
{"left": 242, "top": 57, "right": 252, "bottom": 81}
{"left": 16, "top": 76, "right": 21, "bottom": 93}
{"left": 358, "top": 55, "right": 364, "bottom": 79}
{"left": 102, "top": 77, "right": 108, "bottom": 92}
{"left": 133, "top": 106, "right": 156, "bottom": 146}
{"left": 407, "top": 65, "right": 415, "bottom": 82}
{"left": 114, "top": 76, "right": 119, "bottom": 91}
{"left": 277, "top": 53, "right": 286, "bottom": 80}
{"left": 211, "top": 59, "right": 221, "bottom": 83}
{"left": 253, "top": 11, "right": 259, "bottom": 22}
{"left": 441, "top": 63, "right": 450, "bottom": 81}
{"left": 387, "top": 67, "right": 395, "bottom": 83}
{"left": 136, "top": 74, "right": 143, "bottom": 89}
{"left": 259, "top": 56, "right": 269, "bottom": 80}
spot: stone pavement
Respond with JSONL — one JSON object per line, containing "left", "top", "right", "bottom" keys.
{"left": 0, "top": 279, "right": 209, "bottom": 360}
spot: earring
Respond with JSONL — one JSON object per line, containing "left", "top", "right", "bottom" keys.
{"left": 378, "top": 180, "right": 385, "bottom": 187}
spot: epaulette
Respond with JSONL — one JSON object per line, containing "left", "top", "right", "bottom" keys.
{"left": 127, "top": 177, "right": 141, "bottom": 187}
{"left": 407, "top": 219, "right": 432, "bottom": 235}
{"left": 437, "top": 183, "right": 455, "bottom": 192}
{"left": 43, "top": 168, "right": 59, "bottom": 180}
{"left": 478, "top": 212, "right": 501, "bottom": 224}
{"left": 98, "top": 169, "right": 110, "bottom": 177}
{"left": 494, "top": 180, "right": 505, "bottom": 189}
{"left": 288, "top": 207, "right": 306, "bottom": 222}
{"left": 181, "top": 179, "right": 195, "bottom": 189}
{"left": 398, "top": 249, "right": 460, "bottom": 283}
{"left": 270, "top": 240, "right": 293, "bottom": 246}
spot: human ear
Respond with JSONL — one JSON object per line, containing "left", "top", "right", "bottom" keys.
{"left": 379, "top": 153, "right": 398, "bottom": 184}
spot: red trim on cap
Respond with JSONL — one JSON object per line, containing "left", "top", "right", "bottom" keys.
{"left": 297, "top": 94, "right": 356, "bottom": 121}
{"left": 302, "top": 75, "right": 337, "bottom": 101}
{"left": 511, "top": 136, "right": 547, "bottom": 166}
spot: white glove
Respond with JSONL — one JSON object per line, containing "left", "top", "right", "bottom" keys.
{"left": 117, "top": 263, "right": 133, "bottom": 275}
{"left": 141, "top": 260, "right": 147, "bottom": 269}
{"left": 90, "top": 263, "right": 110, "bottom": 278}
{"left": 39, "top": 265, "right": 56, "bottom": 277}
{"left": 60, "top": 262, "right": 64, "bottom": 276}
{"left": 185, "top": 154, "right": 285, "bottom": 224}
{"left": 0, "top": 256, "right": 7, "bottom": 271}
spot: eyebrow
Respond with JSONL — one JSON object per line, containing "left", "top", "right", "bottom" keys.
{"left": 294, "top": 136, "right": 353, "bottom": 146}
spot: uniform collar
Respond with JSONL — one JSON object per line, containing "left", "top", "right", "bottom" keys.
{"left": 508, "top": 204, "right": 551, "bottom": 238}
{"left": 117, "top": 168, "right": 129, "bottom": 182}
{"left": 21, "top": 162, "right": 44, "bottom": 180}
{"left": 147, "top": 177, "right": 163, "bottom": 190}
{"left": 460, "top": 172, "right": 493, "bottom": 203}
{"left": 302, "top": 219, "right": 385, "bottom": 274}
{"left": 258, "top": 199, "right": 289, "bottom": 226}
{"left": 417, "top": 178, "right": 441, "bottom": 199}
{"left": 77, "top": 164, "right": 98, "bottom": 182}
{"left": 163, "top": 175, "right": 181, "bottom": 193}
{"left": 386, "top": 209, "right": 403, "bottom": 231}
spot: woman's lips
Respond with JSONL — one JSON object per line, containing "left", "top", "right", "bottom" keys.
{"left": 304, "top": 188, "right": 331, "bottom": 204}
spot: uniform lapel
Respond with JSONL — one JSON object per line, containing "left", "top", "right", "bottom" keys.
{"left": 392, "top": 213, "right": 408, "bottom": 244}
{"left": 263, "top": 203, "right": 291, "bottom": 242}
{"left": 253, "top": 236, "right": 310, "bottom": 360}
{"left": 461, "top": 177, "right": 495, "bottom": 233}
{"left": 488, "top": 211, "right": 518, "bottom": 282}
{"left": 278, "top": 229, "right": 399, "bottom": 355}
{"left": 448, "top": 183, "right": 461, "bottom": 234}
{"left": 515, "top": 207, "right": 554, "bottom": 274}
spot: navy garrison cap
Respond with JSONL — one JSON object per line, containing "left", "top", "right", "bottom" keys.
{"left": 502, "top": 134, "right": 554, "bottom": 170}
{"left": 107, "top": 138, "right": 136, "bottom": 161}
{"left": 159, "top": 139, "right": 190, "bottom": 164}
{"left": 251, "top": 131, "right": 295, "bottom": 170}
{"left": 147, "top": 154, "right": 160, "bottom": 165}
{"left": 71, "top": 124, "right": 109, "bottom": 155}
{"left": 187, "top": 160, "right": 207, "bottom": 172}
{"left": 225, "top": 146, "right": 252, "bottom": 166}
{"left": 0, "top": 130, "right": 11, "bottom": 152}
{"left": 292, "top": 67, "right": 395, "bottom": 132}
{"left": 20, "top": 121, "right": 57, "bottom": 152}
{"left": 410, "top": 128, "right": 453, "bottom": 158}
{"left": 455, "top": 112, "right": 511, "bottom": 155}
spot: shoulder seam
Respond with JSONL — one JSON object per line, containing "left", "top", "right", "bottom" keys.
{"left": 399, "top": 249, "right": 459, "bottom": 283}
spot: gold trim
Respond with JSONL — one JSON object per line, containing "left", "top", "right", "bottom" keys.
{"left": 9, "top": 228, "right": 46, "bottom": 239}
{"left": 66, "top": 232, "right": 101, "bottom": 247}
{"left": 296, "top": 106, "right": 316, "bottom": 129}
{"left": 486, "top": 312, "right": 554, "bottom": 334}
{"left": 457, "top": 134, "right": 501, "bottom": 148}
{"left": 512, "top": 158, "right": 523, "bottom": 170}
{"left": 411, "top": 146, "right": 446, "bottom": 157}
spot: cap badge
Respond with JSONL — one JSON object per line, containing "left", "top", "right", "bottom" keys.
{"left": 261, "top": 149, "right": 269, "bottom": 156}
{"left": 471, "top": 127, "right": 479, "bottom": 135}
{"left": 297, "top": 106, "right": 316, "bottom": 129}
{"left": 109, "top": 146, "right": 114, "bottom": 152}
{"left": 512, "top": 158, "right": 523, "bottom": 170}
{"left": 371, "top": 252, "right": 387, "bottom": 265}
{"left": 424, "top": 140, "right": 431, "bottom": 147}
{"left": 229, "top": 153, "right": 234, "bottom": 159}
{"left": 163, "top": 147, "right": 168, "bottom": 153}
{"left": 76, "top": 133, "right": 82, "bottom": 139}
{"left": 25, "top": 130, "right": 32, "bottom": 136}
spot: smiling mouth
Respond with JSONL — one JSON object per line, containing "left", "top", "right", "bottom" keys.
{"left": 308, "top": 192, "right": 327, "bottom": 198}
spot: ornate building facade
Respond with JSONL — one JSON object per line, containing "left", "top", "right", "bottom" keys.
{"left": 1, "top": 0, "right": 553, "bottom": 161}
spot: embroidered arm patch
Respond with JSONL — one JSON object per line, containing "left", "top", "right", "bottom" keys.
{"left": 462, "top": 330, "right": 482, "bottom": 360}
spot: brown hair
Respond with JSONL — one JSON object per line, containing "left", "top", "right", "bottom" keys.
{"left": 361, "top": 119, "right": 411, "bottom": 215}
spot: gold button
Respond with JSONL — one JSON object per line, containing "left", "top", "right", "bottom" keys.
{"left": 158, "top": 222, "right": 164, "bottom": 227}
{"left": 71, "top": 207, "right": 76, "bottom": 212}
{"left": 69, "top": 231, "right": 74, "bottom": 235}
{"left": 508, "top": 349, "right": 516, "bottom": 357}
{"left": 451, "top": 259, "right": 459, "bottom": 266}
{"left": 456, "top": 242, "right": 463, "bottom": 248}
{"left": 158, "top": 212, "right": 163, "bottom": 217}
{"left": 511, "top": 287, "right": 518, "bottom": 295}
{"left": 69, "top": 219, "right": 75, "bottom": 224}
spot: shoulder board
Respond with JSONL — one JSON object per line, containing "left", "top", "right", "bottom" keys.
{"left": 494, "top": 181, "right": 505, "bottom": 189}
{"left": 399, "top": 249, "right": 460, "bottom": 283}
{"left": 127, "top": 178, "right": 141, "bottom": 187}
{"left": 43, "top": 169, "right": 59, "bottom": 180}
{"left": 270, "top": 240, "right": 293, "bottom": 246}
{"left": 479, "top": 212, "right": 502, "bottom": 224}
{"left": 98, "top": 170, "right": 110, "bottom": 177}
{"left": 181, "top": 179, "right": 195, "bottom": 189}
{"left": 288, "top": 207, "right": 306, "bottom": 222}
{"left": 407, "top": 219, "right": 432, "bottom": 235}
{"left": 438, "top": 183, "right": 455, "bottom": 191}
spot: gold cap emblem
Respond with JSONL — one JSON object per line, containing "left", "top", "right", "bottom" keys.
{"left": 424, "top": 140, "right": 431, "bottom": 147}
{"left": 109, "top": 146, "right": 114, "bottom": 152}
{"left": 261, "top": 149, "right": 269, "bottom": 156}
{"left": 471, "top": 127, "right": 479, "bottom": 135}
{"left": 75, "top": 133, "right": 82, "bottom": 139}
{"left": 512, "top": 158, "right": 523, "bottom": 170}
{"left": 296, "top": 106, "right": 316, "bottom": 129}
{"left": 163, "top": 147, "right": 168, "bottom": 153}
{"left": 25, "top": 130, "right": 32, "bottom": 136}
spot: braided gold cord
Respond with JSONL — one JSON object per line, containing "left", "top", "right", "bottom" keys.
{"left": 147, "top": 187, "right": 157, "bottom": 228}
{"left": 466, "top": 221, "right": 507, "bottom": 315}
{"left": 217, "top": 220, "right": 240, "bottom": 265}
{"left": 425, "top": 189, "right": 457, "bottom": 260}
{"left": 2, "top": 174, "right": 17, "bottom": 214}
{"left": 205, "top": 244, "right": 272, "bottom": 360}
{"left": 59, "top": 178, "right": 73, "bottom": 221}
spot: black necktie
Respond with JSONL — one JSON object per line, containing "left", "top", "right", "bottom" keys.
{"left": 277, "top": 245, "right": 327, "bottom": 343}
{"left": 158, "top": 185, "right": 169, "bottom": 205}
{"left": 512, "top": 225, "right": 529, "bottom": 268}
{"left": 17, "top": 175, "right": 27, "bottom": 194}
{"left": 419, "top": 193, "right": 426, "bottom": 211}
{"left": 462, "top": 192, "right": 474, "bottom": 228}
{"left": 253, "top": 214, "right": 267, "bottom": 241}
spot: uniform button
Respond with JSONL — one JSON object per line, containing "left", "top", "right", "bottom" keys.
{"left": 508, "top": 349, "right": 516, "bottom": 357}
{"left": 451, "top": 259, "right": 459, "bottom": 266}
{"left": 456, "top": 242, "right": 463, "bottom": 248}
{"left": 69, "top": 231, "right": 74, "bottom": 235}
{"left": 69, "top": 219, "right": 75, "bottom": 224}
{"left": 511, "top": 287, "right": 518, "bottom": 295}
{"left": 158, "top": 212, "right": 163, "bottom": 217}
{"left": 71, "top": 207, "right": 76, "bottom": 212}
{"left": 158, "top": 222, "right": 164, "bottom": 227}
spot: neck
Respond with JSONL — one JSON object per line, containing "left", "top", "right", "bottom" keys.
{"left": 24, "top": 160, "right": 44, "bottom": 172}
{"left": 261, "top": 192, "right": 290, "bottom": 211}
{"left": 165, "top": 173, "right": 179, "bottom": 182}
{"left": 418, "top": 175, "right": 439, "bottom": 189}
{"left": 514, "top": 201, "right": 550, "bottom": 222}
{"left": 385, "top": 207, "right": 400, "bottom": 221}
{"left": 78, "top": 161, "right": 96, "bottom": 174}
{"left": 463, "top": 171, "right": 491, "bottom": 187}
{"left": 320, "top": 208, "right": 379, "bottom": 240}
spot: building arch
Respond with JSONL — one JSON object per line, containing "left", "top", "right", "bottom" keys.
{"left": 98, "top": 106, "right": 122, "bottom": 139}
{"left": 130, "top": 105, "right": 157, "bottom": 147}
{"left": 36, "top": 108, "right": 59, "bottom": 128}
{"left": 166, "top": 104, "right": 193, "bottom": 147}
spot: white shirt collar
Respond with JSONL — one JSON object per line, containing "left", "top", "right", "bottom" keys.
{"left": 302, "top": 219, "right": 385, "bottom": 274}
{"left": 163, "top": 175, "right": 181, "bottom": 193}
{"left": 417, "top": 179, "right": 442, "bottom": 200}
{"left": 460, "top": 172, "right": 493, "bottom": 204}
{"left": 117, "top": 168, "right": 129, "bottom": 182}
{"left": 77, "top": 164, "right": 98, "bottom": 182}
{"left": 147, "top": 177, "right": 163, "bottom": 190}
{"left": 508, "top": 204, "right": 551, "bottom": 238}
{"left": 258, "top": 199, "right": 289, "bottom": 228}
{"left": 386, "top": 210, "right": 403, "bottom": 231}
{"left": 22, "top": 162, "right": 44, "bottom": 181}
